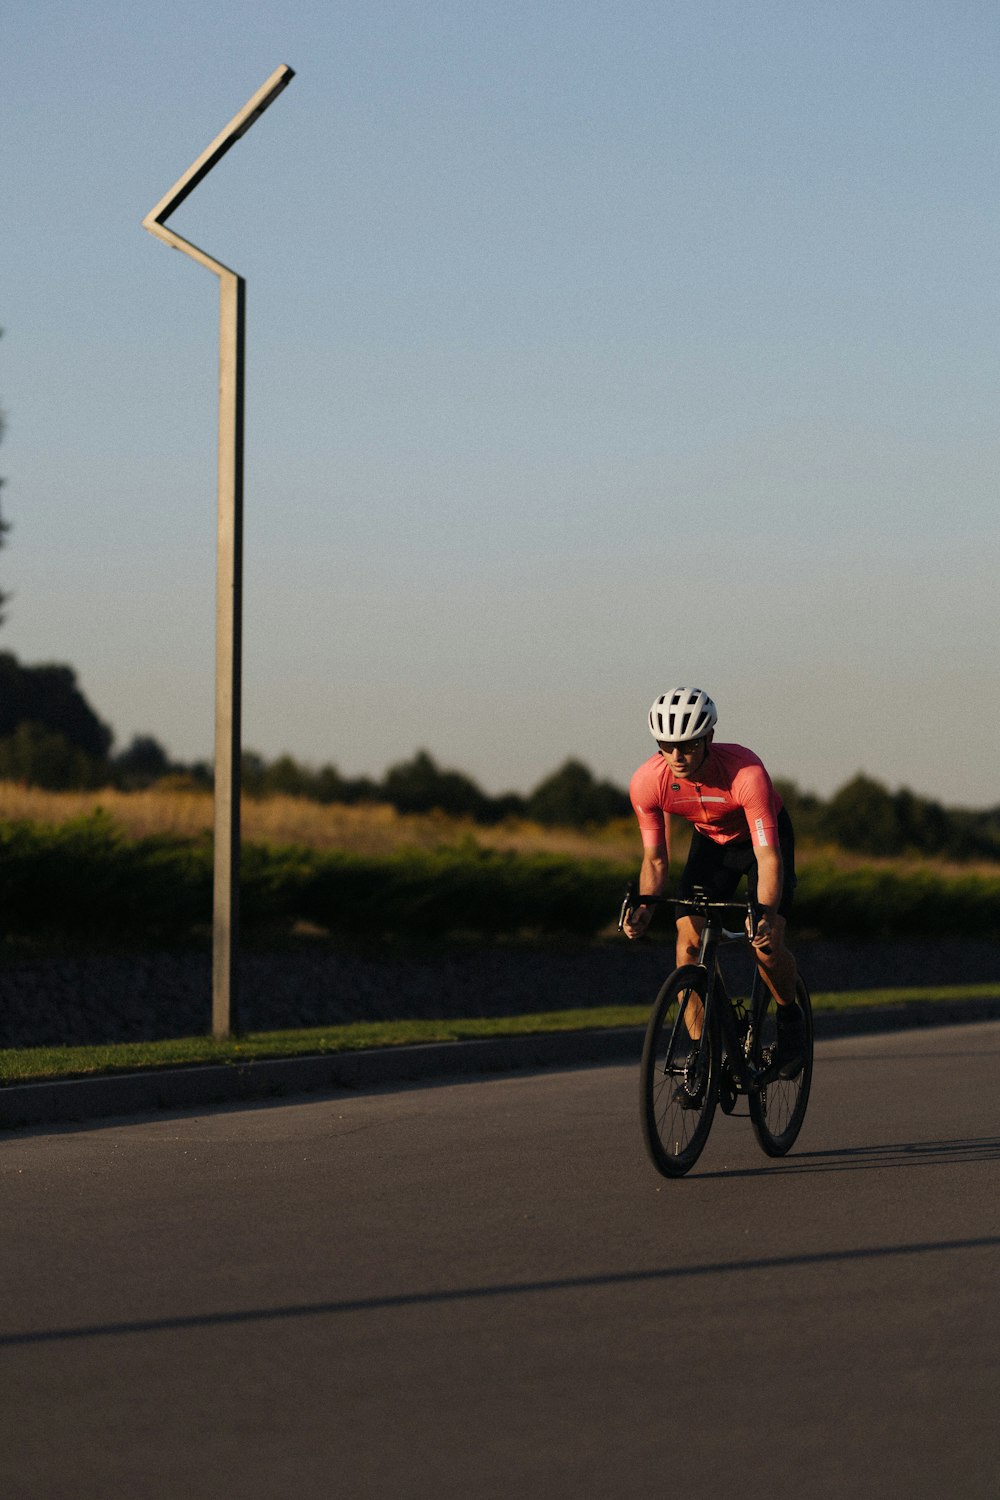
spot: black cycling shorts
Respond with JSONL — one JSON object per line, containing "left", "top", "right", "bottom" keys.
{"left": 678, "top": 807, "right": 797, "bottom": 918}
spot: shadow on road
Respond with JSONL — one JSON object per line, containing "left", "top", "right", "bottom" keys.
{"left": 696, "top": 1135, "right": 1000, "bottom": 1179}
{"left": 4, "top": 1234, "right": 997, "bottom": 1349}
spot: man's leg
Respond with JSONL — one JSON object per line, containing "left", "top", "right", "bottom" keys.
{"left": 754, "top": 913, "right": 804, "bottom": 1077}
{"left": 752, "top": 912, "right": 798, "bottom": 1007}
{"left": 675, "top": 913, "right": 703, "bottom": 968}
{"left": 675, "top": 914, "right": 706, "bottom": 1038}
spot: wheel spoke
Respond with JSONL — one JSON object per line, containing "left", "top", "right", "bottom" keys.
{"left": 640, "top": 972, "right": 717, "bottom": 1177}
{"left": 748, "top": 979, "right": 813, "bottom": 1157}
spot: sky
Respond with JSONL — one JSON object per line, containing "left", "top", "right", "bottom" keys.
{"left": 3, "top": 0, "right": 999, "bottom": 806}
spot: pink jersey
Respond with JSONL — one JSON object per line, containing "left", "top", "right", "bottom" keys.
{"left": 629, "top": 743, "right": 783, "bottom": 850}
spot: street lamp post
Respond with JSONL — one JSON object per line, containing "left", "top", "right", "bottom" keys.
{"left": 142, "top": 64, "right": 295, "bottom": 1038}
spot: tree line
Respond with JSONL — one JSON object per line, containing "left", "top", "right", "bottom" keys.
{"left": 0, "top": 646, "right": 996, "bottom": 861}
{"left": 774, "top": 776, "right": 1000, "bottom": 863}
{"left": 3, "top": 355, "right": 997, "bottom": 862}
{"left": 0, "top": 651, "right": 632, "bottom": 818}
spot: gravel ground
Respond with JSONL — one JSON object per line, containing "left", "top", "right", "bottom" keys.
{"left": 1, "top": 937, "right": 999, "bottom": 1048}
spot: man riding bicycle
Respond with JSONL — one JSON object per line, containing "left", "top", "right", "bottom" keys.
{"left": 622, "top": 686, "right": 804, "bottom": 1078}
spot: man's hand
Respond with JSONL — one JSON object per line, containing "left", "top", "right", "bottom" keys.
{"left": 748, "top": 908, "right": 775, "bottom": 957}
{"left": 623, "top": 901, "right": 655, "bottom": 940}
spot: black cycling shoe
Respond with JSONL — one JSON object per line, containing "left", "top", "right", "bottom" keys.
{"left": 774, "top": 1004, "right": 805, "bottom": 1080}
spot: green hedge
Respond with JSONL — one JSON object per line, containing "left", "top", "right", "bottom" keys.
{"left": 791, "top": 860, "right": 1000, "bottom": 940}
{"left": 240, "top": 840, "right": 627, "bottom": 939}
{"left": 0, "top": 816, "right": 997, "bottom": 945}
{"left": 0, "top": 817, "right": 213, "bottom": 937}
{"left": 0, "top": 816, "right": 630, "bottom": 942}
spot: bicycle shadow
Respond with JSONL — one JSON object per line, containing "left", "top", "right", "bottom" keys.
{"left": 695, "top": 1134, "right": 1000, "bottom": 1178}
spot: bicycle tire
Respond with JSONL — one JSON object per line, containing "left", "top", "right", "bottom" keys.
{"left": 748, "top": 976, "right": 813, "bottom": 1157}
{"left": 639, "top": 966, "right": 718, "bottom": 1177}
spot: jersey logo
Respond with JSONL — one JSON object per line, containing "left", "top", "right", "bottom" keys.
{"left": 755, "top": 817, "right": 769, "bottom": 847}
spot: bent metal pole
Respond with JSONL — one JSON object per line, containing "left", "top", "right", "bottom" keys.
{"left": 142, "top": 64, "right": 295, "bottom": 1038}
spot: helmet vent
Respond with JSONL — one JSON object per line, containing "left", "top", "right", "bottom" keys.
{"left": 647, "top": 687, "right": 718, "bottom": 744}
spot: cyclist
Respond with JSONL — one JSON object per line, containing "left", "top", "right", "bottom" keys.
{"left": 622, "top": 686, "right": 804, "bottom": 1078}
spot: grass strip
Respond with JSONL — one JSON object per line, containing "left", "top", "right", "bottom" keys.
{"left": 2, "top": 984, "right": 998, "bottom": 1087}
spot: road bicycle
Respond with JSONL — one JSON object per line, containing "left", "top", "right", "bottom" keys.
{"left": 619, "top": 888, "right": 814, "bottom": 1177}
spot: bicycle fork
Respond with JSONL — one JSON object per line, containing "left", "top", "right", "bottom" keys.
{"left": 683, "top": 923, "right": 769, "bottom": 1097}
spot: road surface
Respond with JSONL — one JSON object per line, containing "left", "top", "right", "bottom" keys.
{"left": 2, "top": 1022, "right": 998, "bottom": 1498}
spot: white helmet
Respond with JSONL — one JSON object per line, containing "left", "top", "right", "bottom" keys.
{"left": 648, "top": 687, "right": 717, "bottom": 743}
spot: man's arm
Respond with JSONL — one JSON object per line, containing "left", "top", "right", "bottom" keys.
{"left": 754, "top": 844, "right": 783, "bottom": 913}
{"left": 735, "top": 760, "right": 783, "bottom": 924}
{"left": 623, "top": 843, "right": 669, "bottom": 939}
{"left": 750, "top": 843, "right": 785, "bottom": 957}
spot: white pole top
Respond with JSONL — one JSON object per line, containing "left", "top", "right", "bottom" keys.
{"left": 142, "top": 64, "right": 295, "bottom": 273}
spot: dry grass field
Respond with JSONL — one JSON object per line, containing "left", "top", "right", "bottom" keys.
{"left": 0, "top": 782, "right": 641, "bottom": 861}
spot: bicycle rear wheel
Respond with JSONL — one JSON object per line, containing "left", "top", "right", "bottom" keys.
{"left": 639, "top": 966, "right": 718, "bottom": 1177}
{"left": 748, "top": 976, "right": 813, "bottom": 1157}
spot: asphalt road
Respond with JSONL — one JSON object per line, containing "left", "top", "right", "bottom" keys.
{"left": 2, "top": 1022, "right": 999, "bottom": 1500}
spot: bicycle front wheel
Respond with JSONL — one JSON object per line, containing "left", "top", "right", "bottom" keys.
{"left": 748, "top": 976, "right": 813, "bottom": 1157}
{"left": 639, "top": 966, "right": 718, "bottom": 1178}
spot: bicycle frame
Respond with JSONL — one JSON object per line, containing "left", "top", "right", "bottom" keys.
{"left": 622, "top": 889, "right": 774, "bottom": 1096}
{"left": 628, "top": 884, "right": 814, "bottom": 1174}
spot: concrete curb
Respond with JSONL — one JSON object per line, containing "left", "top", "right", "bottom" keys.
{"left": 2, "top": 996, "right": 999, "bottom": 1129}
